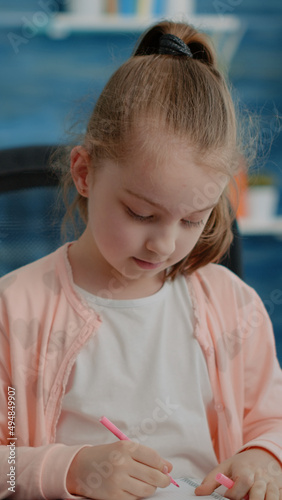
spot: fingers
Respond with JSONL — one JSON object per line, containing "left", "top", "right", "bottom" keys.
{"left": 248, "top": 479, "right": 280, "bottom": 500}
{"left": 129, "top": 441, "right": 172, "bottom": 475}
{"left": 129, "top": 460, "right": 171, "bottom": 489}
{"left": 217, "top": 475, "right": 281, "bottom": 500}
{"left": 126, "top": 441, "right": 172, "bottom": 491}
{"left": 225, "top": 467, "right": 282, "bottom": 500}
{"left": 195, "top": 466, "right": 251, "bottom": 499}
{"left": 195, "top": 479, "right": 219, "bottom": 496}
{"left": 223, "top": 472, "right": 253, "bottom": 500}
{"left": 124, "top": 476, "right": 158, "bottom": 499}
{"left": 195, "top": 464, "right": 229, "bottom": 496}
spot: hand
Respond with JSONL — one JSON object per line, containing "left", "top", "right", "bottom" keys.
{"left": 66, "top": 441, "right": 173, "bottom": 500}
{"left": 195, "top": 448, "right": 282, "bottom": 500}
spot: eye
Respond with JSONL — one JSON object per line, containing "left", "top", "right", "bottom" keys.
{"left": 181, "top": 219, "right": 204, "bottom": 228}
{"left": 126, "top": 207, "right": 153, "bottom": 222}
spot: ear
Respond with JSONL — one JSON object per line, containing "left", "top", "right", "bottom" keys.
{"left": 70, "top": 146, "right": 92, "bottom": 197}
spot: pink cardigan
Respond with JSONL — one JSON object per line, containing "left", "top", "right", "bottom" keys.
{"left": 0, "top": 243, "right": 281, "bottom": 499}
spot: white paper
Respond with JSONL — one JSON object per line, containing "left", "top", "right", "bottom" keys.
{"left": 65, "top": 477, "right": 226, "bottom": 500}
{"left": 151, "top": 477, "right": 225, "bottom": 499}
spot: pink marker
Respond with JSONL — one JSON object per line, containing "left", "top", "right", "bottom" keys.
{"left": 99, "top": 416, "right": 179, "bottom": 488}
{"left": 216, "top": 473, "right": 234, "bottom": 489}
{"left": 216, "top": 473, "right": 249, "bottom": 500}
{"left": 100, "top": 416, "right": 130, "bottom": 441}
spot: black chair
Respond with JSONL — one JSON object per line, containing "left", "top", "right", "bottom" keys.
{"left": 0, "top": 145, "right": 64, "bottom": 276}
{"left": 0, "top": 145, "right": 243, "bottom": 278}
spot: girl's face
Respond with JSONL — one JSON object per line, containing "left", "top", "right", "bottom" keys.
{"left": 71, "top": 131, "right": 227, "bottom": 297}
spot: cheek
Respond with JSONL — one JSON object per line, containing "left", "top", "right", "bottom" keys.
{"left": 177, "top": 228, "right": 204, "bottom": 257}
{"left": 90, "top": 205, "right": 139, "bottom": 253}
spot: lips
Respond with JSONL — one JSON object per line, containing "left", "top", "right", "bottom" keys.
{"left": 133, "top": 258, "right": 164, "bottom": 270}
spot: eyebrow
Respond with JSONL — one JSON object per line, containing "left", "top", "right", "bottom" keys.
{"left": 125, "top": 189, "right": 169, "bottom": 211}
{"left": 124, "top": 189, "right": 218, "bottom": 214}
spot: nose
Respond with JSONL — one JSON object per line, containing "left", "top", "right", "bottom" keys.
{"left": 145, "top": 226, "right": 176, "bottom": 258}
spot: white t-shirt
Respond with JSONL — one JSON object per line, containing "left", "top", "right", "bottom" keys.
{"left": 56, "top": 275, "right": 218, "bottom": 478}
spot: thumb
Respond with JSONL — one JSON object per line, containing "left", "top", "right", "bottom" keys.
{"left": 195, "top": 465, "right": 230, "bottom": 497}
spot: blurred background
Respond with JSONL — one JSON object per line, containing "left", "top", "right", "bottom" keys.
{"left": 0, "top": 0, "right": 281, "bottom": 362}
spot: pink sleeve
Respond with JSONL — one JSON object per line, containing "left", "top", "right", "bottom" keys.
{"left": 0, "top": 443, "right": 90, "bottom": 500}
{"left": 191, "top": 264, "right": 282, "bottom": 464}
{"left": 239, "top": 293, "right": 282, "bottom": 462}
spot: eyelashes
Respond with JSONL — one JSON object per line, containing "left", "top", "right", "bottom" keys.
{"left": 181, "top": 219, "right": 204, "bottom": 228}
{"left": 126, "top": 207, "right": 204, "bottom": 228}
{"left": 126, "top": 207, "right": 153, "bottom": 222}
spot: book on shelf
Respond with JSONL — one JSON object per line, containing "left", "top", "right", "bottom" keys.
{"left": 105, "top": 0, "right": 195, "bottom": 18}
{"left": 69, "top": 0, "right": 196, "bottom": 19}
{"left": 166, "top": 0, "right": 195, "bottom": 17}
{"left": 153, "top": 0, "right": 164, "bottom": 16}
{"left": 68, "top": 0, "right": 104, "bottom": 16}
{"left": 105, "top": 0, "right": 118, "bottom": 15}
{"left": 137, "top": 0, "right": 152, "bottom": 17}
{"left": 118, "top": 0, "right": 138, "bottom": 16}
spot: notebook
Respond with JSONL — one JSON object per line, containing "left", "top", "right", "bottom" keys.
{"left": 65, "top": 476, "right": 226, "bottom": 500}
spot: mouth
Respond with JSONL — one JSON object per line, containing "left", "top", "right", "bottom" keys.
{"left": 133, "top": 258, "right": 165, "bottom": 270}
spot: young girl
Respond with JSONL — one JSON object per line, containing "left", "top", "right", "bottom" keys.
{"left": 0, "top": 20, "right": 282, "bottom": 500}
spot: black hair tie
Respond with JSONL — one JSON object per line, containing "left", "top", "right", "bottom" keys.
{"left": 159, "top": 34, "right": 193, "bottom": 58}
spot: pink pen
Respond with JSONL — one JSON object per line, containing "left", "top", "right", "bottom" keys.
{"left": 99, "top": 416, "right": 179, "bottom": 488}
{"left": 216, "top": 473, "right": 234, "bottom": 489}
{"left": 216, "top": 473, "right": 249, "bottom": 500}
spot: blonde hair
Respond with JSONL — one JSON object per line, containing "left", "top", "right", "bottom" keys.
{"left": 60, "top": 20, "right": 245, "bottom": 278}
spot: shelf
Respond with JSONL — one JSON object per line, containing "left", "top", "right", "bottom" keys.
{"left": 238, "top": 216, "right": 282, "bottom": 236}
{"left": 0, "top": 11, "right": 246, "bottom": 66}
{"left": 0, "top": 11, "right": 242, "bottom": 33}
{"left": 47, "top": 13, "right": 242, "bottom": 34}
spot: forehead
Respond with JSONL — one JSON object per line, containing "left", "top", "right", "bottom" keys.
{"left": 115, "top": 127, "right": 228, "bottom": 213}
{"left": 120, "top": 117, "right": 229, "bottom": 175}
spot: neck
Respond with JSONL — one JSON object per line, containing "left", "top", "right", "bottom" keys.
{"left": 68, "top": 233, "right": 165, "bottom": 300}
